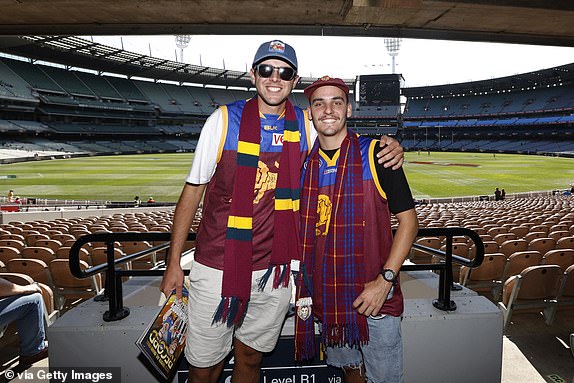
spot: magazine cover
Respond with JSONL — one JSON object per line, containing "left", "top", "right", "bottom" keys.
{"left": 136, "top": 280, "right": 189, "bottom": 382}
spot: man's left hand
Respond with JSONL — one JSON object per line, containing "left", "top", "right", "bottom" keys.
{"left": 376, "top": 135, "right": 404, "bottom": 170}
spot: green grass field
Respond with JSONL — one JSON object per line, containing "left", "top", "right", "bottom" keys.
{"left": 1, "top": 152, "right": 573, "bottom": 202}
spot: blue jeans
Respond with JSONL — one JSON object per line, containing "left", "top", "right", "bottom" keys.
{"left": 0, "top": 293, "right": 46, "bottom": 357}
{"left": 326, "top": 315, "right": 403, "bottom": 383}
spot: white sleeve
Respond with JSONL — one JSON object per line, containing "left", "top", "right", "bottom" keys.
{"left": 185, "top": 108, "right": 223, "bottom": 184}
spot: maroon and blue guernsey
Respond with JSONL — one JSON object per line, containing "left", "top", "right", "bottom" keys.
{"left": 195, "top": 99, "right": 311, "bottom": 271}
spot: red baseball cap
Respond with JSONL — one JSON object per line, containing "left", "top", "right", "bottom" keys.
{"left": 304, "top": 76, "right": 350, "bottom": 103}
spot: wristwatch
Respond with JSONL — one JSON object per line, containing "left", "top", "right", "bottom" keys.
{"left": 381, "top": 268, "right": 398, "bottom": 286}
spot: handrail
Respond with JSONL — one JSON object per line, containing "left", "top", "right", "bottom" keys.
{"left": 69, "top": 231, "right": 196, "bottom": 321}
{"left": 403, "top": 227, "right": 484, "bottom": 311}
{"left": 68, "top": 227, "right": 483, "bottom": 321}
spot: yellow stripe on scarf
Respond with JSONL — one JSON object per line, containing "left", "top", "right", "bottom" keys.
{"left": 283, "top": 130, "right": 299, "bottom": 143}
{"left": 227, "top": 215, "right": 253, "bottom": 230}
{"left": 275, "top": 198, "right": 300, "bottom": 212}
{"left": 237, "top": 140, "right": 260, "bottom": 157}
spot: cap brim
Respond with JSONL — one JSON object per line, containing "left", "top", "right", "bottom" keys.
{"left": 253, "top": 56, "right": 297, "bottom": 70}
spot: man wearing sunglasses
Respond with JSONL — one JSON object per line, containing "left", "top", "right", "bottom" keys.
{"left": 161, "top": 40, "right": 405, "bottom": 383}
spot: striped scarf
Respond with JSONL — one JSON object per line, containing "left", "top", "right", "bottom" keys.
{"left": 295, "top": 130, "right": 368, "bottom": 360}
{"left": 213, "top": 96, "right": 301, "bottom": 327}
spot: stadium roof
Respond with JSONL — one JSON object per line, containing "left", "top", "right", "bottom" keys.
{"left": 0, "top": 36, "right": 571, "bottom": 93}
{"left": 403, "top": 62, "right": 574, "bottom": 97}
{"left": 0, "top": 1, "right": 573, "bottom": 47}
{"left": 0, "top": 36, "right": 352, "bottom": 90}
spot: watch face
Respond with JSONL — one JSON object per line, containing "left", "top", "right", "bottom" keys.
{"left": 384, "top": 269, "right": 395, "bottom": 281}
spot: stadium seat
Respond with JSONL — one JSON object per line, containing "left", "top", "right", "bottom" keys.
{"left": 541, "top": 249, "right": 574, "bottom": 271}
{"left": 0, "top": 246, "right": 21, "bottom": 264}
{"left": 3, "top": 226, "right": 24, "bottom": 235}
{"left": 509, "top": 226, "right": 529, "bottom": 239}
{"left": 524, "top": 231, "right": 548, "bottom": 243}
{"left": 556, "top": 236, "right": 574, "bottom": 250}
{"left": 550, "top": 224, "right": 570, "bottom": 233}
{"left": 548, "top": 264, "right": 574, "bottom": 323}
{"left": 20, "top": 246, "right": 56, "bottom": 265}
{"left": 527, "top": 237, "right": 557, "bottom": 255}
{"left": 499, "top": 239, "right": 529, "bottom": 258}
{"left": 502, "top": 250, "right": 543, "bottom": 281}
{"left": 0, "top": 239, "right": 26, "bottom": 252}
{"left": 487, "top": 227, "right": 507, "bottom": 237}
{"left": 549, "top": 230, "right": 571, "bottom": 242}
{"left": 121, "top": 241, "right": 156, "bottom": 269}
{"left": 0, "top": 233, "right": 26, "bottom": 242}
{"left": 50, "top": 233, "right": 76, "bottom": 244}
{"left": 49, "top": 259, "right": 102, "bottom": 310}
{"left": 6, "top": 258, "right": 53, "bottom": 287}
{"left": 493, "top": 233, "right": 517, "bottom": 246}
{"left": 55, "top": 246, "right": 91, "bottom": 264}
{"left": 410, "top": 237, "right": 441, "bottom": 264}
{"left": 24, "top": 233, "right": 50, "bottom": 246}
{"left": 529, "top": 224, "right": 549, "bottom": 235}
{"left": 33, "top": 239, "right": 63, "bottom": 253}
{"left": 459, "top": 252, "right": 506, "bottom": 301}
{"left": 498, "top": 265, "right": 562, "bottom": 328}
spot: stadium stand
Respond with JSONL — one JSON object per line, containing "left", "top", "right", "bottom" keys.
{"left": 1, "top": 36, "right": 571, "bottom": 163}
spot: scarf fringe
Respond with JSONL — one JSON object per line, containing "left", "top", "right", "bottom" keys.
{"left": 295, "top": 332, "right": 316, "bottom": 361}
{"left": 257, "top": 264, "right": 291, "bottom": 291}
{"left": 322, "top": 322, "right": 369, "bottom": 348}
{"left": 294, "top": 313, "right": 316, "bottom": 361}
{"left": 273, "top": 264, "right": 291, "bottom": 289}
{"left": 257, "top": 266, "right": 273, "bottom": 292}
{"left": 212, "top": 296, "right": 249, "bottom": 327}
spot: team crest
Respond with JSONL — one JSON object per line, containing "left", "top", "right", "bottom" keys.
{"left": 269, "top": 41, "right": 286, "bottom": 53}
{"left": 296, "top": 297, "right": 312, "bottom": 321}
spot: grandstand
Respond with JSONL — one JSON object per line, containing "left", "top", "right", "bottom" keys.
{"left": 0, "top": 36, "right": 572, "bottom": 164}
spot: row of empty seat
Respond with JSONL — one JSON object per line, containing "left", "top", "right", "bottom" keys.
{"left": 0, "top": 209, "right": 202, "bottom": 311}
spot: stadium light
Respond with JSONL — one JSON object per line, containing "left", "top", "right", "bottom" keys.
{"left": 384, "top": 38, "right": 402, "bottom": 74}
{"left": 175, "top": 35, "right": 191, "bottom": 63}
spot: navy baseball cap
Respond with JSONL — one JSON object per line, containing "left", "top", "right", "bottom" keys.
{"left": 252, "top": 40, "right": 298, "bottom": 70}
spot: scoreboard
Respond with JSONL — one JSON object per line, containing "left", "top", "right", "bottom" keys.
{"left": 357, "top": 74, "right": 403, "bottom": 107}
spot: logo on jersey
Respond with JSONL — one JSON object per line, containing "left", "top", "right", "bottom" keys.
{"left": 316, "top": 194, "right": 332, "bottom": 236}
{"left": 254, "top": 160, "right": 278, "bottom": 203}
{"left": 272, "top": 133, "right": 284, "bottom": 146}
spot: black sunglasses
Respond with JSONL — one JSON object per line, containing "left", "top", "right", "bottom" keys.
{"left": 254, "top": 64, "right": 296, "bottom": 81}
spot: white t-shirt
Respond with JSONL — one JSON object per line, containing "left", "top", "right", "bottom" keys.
{"left": 185, "top": 107, "right": 317, "bottom": 184}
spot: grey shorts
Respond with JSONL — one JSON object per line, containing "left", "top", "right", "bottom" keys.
{"left": 185, "top": 261, "right": 292, "bottom": 368}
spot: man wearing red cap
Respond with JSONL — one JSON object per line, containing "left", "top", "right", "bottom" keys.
{"left": 295, "top": 76, "right": 419, "bottom": 383}
{"left": 161, "top": 40, "right": 405, "bottom": 383}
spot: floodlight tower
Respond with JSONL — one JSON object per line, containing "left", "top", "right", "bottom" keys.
{"left": 384, "top": 38, "right": 402, "bottom": 74}
{"left": 175, "top": 35, "right": 191, "bottom": 63}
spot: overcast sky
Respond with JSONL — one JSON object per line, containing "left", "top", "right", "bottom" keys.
{"left": 84, "top": 35, "right": 574, "bottom": 88}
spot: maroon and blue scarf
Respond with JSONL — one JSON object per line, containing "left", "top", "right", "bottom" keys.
{"left": 295, "top": 130, "right": 368, "bottom": 360}
{"left": 213, "top": 96, "right": 301, "bottom": 327}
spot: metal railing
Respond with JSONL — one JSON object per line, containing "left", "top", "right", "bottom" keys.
{"left": 68, "top": 227, "right": 483, "bottom": 321}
